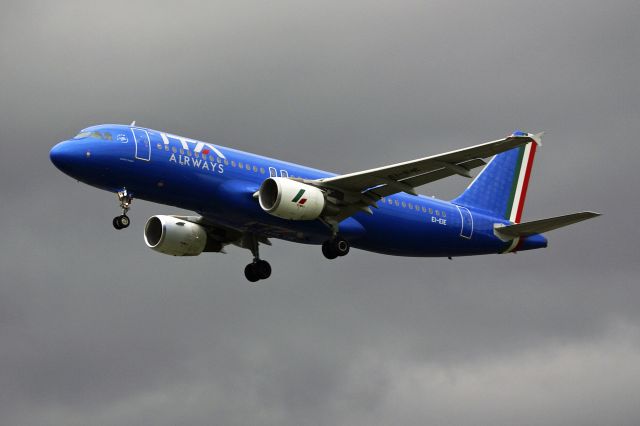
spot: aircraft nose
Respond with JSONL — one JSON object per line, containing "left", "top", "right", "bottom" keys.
{"left": 50, "top": 141, "right": 77, "bottom": 174}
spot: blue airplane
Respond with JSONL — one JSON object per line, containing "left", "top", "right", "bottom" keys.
{"left": 49, "top": 124, "right": 600, "bottom": 281}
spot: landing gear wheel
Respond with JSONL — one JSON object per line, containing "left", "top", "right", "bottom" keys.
{"left": 244, "top": 263, "right": 260, "bottom": 283}
{"left": 113, "top": 215, "right": 130, "bottom": 230}
{"left": 244, "top": 260, "right": 272, "bottom": 282}
{"left": 334, "top": 237, "right": 350, "bottom": 257}
{"left": 322, "top": 241, "right": 338, "bottom": 259}
{"left": 255, "top": 260, "right": 272, "bottom": 280}
{"left": 322, "top": 237, "right": 350, "bottom": 259}
{"left": 118, "top": 215, "right": 130, "bottom": 228}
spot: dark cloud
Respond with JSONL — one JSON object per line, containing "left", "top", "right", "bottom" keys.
{"left": 1, "top": 1, "right": 639, "bottom": 425}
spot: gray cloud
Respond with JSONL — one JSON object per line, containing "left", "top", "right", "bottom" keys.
{"left": 1, "top": 1, "right": 639, "bottom": 425}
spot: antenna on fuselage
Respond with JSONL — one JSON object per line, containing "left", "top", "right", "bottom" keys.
{"left": 130, "top": 120, "right": 136, "bottom": 126}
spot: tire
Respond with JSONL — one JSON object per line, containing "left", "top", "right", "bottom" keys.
{"left": 113, "top": 217, "right": 122, "bottom": 230}
{"left": 255, "top": 260, "right": 272, "bottom": 280}
{"left": 322, "top": 241, "right": 338, "bottom": 259}
{"left": 119, "top": 215, "right": 130, "bottom": 228}
{"left": 244, "top": 263, "right": 260, "bottom": 282}
{"left": 334, "top": 237, "right": 350, "bottom": 257}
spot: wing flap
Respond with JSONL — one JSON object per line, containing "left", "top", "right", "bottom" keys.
{"left": 494, "top": 211, "right": 601, "bottom": 239}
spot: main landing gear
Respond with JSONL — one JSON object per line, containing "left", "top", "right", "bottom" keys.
{"left": 243, "top": 234, "right": 272, "bottom": 282}
{"left": 113, "top": 189, "right": 133, "bottom": 230}
{"left": 322, "top": 236, "right": 350, "bottom": 259}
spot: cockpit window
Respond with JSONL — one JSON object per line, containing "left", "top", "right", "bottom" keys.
{"left": 73, "top": 131, "right": 92, "bottom": 139}
{"left": 74, "top": 130, "right": 114, "bottom": 140}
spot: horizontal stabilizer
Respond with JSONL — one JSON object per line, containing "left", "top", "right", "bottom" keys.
{"left": 495, "top": 211, "right": 601, "bottom": 239}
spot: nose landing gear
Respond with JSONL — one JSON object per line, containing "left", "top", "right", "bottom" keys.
{"left": 113, "top": 189, "right": 133, "bottom": 230}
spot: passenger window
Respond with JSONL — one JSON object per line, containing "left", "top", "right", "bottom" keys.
{"left": 253, "top": 165, "right": 258, "bottom": 172}
{"left": 231, "top": 161, "right": 236, "bottom": 167}
{"left": 218, "top": 157, "right": 222, "bottom": 164}
{"left": 156, "top": 144, "right": 162, "bottom": 150}
{"left": 238, "top": 162, "right": 243, "bottom": 168}
{"left": 246, "top": 164, "right": 251, "bottom": 171}
{"left": 408, "top": 203, "right": 413, "bottom": 209}
{"left": 260, "top": 167, "right": 265, "bottom": 174}
{"left": 394, "top": 200, "right": 399, "bottom": 206}
{"left": 442, "top": 211, "right": 446, "bottom": 217}
{"left": 422, "top": 206, "right": 427, "bottom": 213}
{"left": 103, "top": 132, "right": 112, "bottom": 140}
{"left": 172, "top": 147, "right": 177, "bottom": 153}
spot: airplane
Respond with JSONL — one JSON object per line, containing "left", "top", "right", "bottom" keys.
{"left": 49, "top": 124, "right": 600, "bottom": 282}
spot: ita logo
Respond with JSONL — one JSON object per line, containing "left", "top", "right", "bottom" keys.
{"left": 291, "top": 189, "right": 307, "bottom": 206}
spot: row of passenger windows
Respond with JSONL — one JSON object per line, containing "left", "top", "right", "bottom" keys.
{"left": 74, "top": 131, "right": 113, "bottom": 140}
{"left": 380, "top": 197, "right": 446, "bottom": 216}
{"left": 156, "top": 143, "right": 302, "bottom": 178}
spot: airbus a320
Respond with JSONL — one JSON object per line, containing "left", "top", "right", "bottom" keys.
{"left": 50, "top": 125, "right": 599, "bottom": 281}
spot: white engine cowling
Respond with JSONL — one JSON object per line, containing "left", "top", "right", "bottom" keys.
{"left": 144, "top": 215, "right": 208, "bottom": 256}
{"left": 259, "top": 177, "right": 326, "bottom": 220}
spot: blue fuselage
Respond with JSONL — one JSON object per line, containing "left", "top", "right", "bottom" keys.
{"left": 49, "top": 124, "right": 547, "bottom": 257}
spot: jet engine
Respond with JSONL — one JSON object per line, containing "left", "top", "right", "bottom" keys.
{"left": 259, "top": 177, "right": 335, "bottom": 220}
{"left": 144, "top": 215, "right": 214, "bottom": 256}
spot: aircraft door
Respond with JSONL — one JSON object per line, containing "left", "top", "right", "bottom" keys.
{"left": 132, "top": 128, "right": 151, "bottom": 161}
{"left": 457, "top": 206, "right": 473, "bottom": 239}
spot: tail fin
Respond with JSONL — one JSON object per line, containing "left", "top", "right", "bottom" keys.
{"left": 452, "top": 131, "right": 543, "bottom": 223}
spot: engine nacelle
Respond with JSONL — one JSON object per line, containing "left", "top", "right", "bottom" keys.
{"left": 144, "top": 215, "right": 208, "bottom": 256}
{"left": 258, "top": 177, "right": 327, "bottom": 220}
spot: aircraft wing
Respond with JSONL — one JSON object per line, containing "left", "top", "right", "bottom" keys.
{"left": 307, "top": 132, "right": 542, "bottom": 222}
{"left": 314, "top": 132, "right": 541, "bottom": 196}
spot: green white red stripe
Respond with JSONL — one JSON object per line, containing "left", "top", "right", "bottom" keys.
{"left": 502, "top": 140, "right": 538, "bottom": 253}
{"left": 506, "top": 141, "right": 537, "bottom": 224}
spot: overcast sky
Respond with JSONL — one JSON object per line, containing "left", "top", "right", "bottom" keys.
{"left": 1, "top": 1, "right": 639, "bottom": 425}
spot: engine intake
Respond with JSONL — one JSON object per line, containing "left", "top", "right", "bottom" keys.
{"left": 259, "top": 177, "right": 329, "bottom": 220}
{"left": 144, "top": 215, "right": 209, "bottom": 256}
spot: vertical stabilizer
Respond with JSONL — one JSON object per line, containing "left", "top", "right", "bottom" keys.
{"left": 452, "top": 131, "right": 542, "bottom": 223}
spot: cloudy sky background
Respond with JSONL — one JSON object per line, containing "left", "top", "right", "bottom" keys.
{"left": 1, "top": 1, "right": 639, "bottom": 425}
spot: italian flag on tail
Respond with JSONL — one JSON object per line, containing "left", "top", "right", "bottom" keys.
{"left": 506, "top": 138, "right": 538, "bottom": 224}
